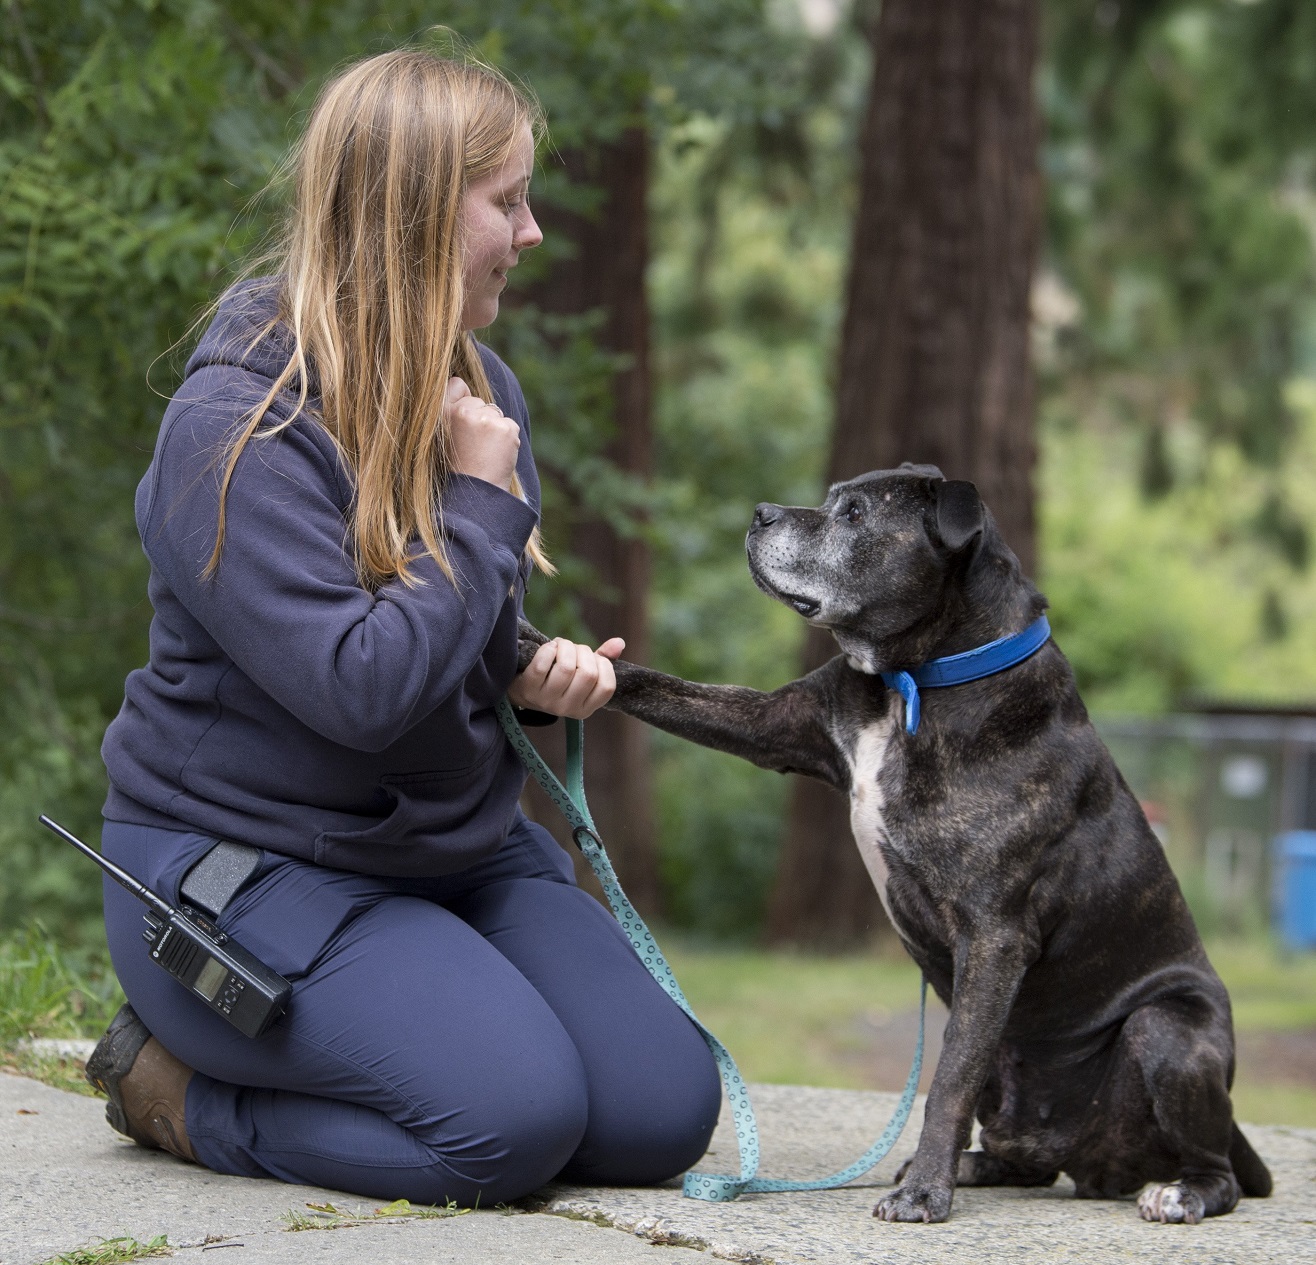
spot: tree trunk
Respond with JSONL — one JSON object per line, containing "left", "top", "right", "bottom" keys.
{"left": 766, "top": 0, "right": 1042, "bottom": 948}
{"left": 519, "top": 128, "right": 663, "bottom": 918}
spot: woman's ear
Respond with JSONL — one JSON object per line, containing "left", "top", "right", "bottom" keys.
{"left": 934, "top": 480, "right": 984, "bottom": 552}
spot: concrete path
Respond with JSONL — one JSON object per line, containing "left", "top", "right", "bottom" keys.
{"left": 3, "top": 1069, "right": 1312, "bottom": 1265}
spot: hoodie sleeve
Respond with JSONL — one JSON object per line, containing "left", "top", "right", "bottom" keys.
{"left": 138, "top": 385, "right": 538, "bottom": 753}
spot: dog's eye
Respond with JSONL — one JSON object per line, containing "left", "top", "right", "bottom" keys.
{"left": 845, "top": 501, "right": 863, "bottom": 524}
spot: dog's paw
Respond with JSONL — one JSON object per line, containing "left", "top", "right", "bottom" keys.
{"left": 873, "top": 1182, "right": 952, "bottom": 1224}
{"left": 518, "top": 619, "right": 550, "bottom": 647}
{"left": 1137, "top": 1182, "right": 1205, "bottom": 1225}
{"left": 516, "top": 621, "right": 550, "bottom": 672}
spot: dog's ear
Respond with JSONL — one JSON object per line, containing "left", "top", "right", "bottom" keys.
{"left": 933, "top": 480, "right": 984, "bottom": 552}
{"left": 900, "top": 461, "right": 946, "bottom": 480}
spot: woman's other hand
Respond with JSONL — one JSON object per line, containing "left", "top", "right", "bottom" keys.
{"left": 509, "top": 637, "right": 626, "bottom": 719}
{"left": 446, "top": 376, "right": 521, "bottom": 491}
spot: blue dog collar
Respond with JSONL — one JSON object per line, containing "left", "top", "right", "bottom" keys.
{"left": 880, "top": 614, "right": 1051, "bottom": 735}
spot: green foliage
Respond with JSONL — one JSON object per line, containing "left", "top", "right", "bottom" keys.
{"left": 1042, "top": 380, "right": 1316, "bottom": 710}
{"left": 1, "top": 0, "right": 298, "bottom": 942}
{"left": 1029, "top": 0, "right": 1316, "bottom": 713}
{"left": 491, "top": 304, "right": 648, "bottom": 641}
{"left": 435, "top": 0, "right": 796, "bottom": 144}
{"left": 645, "top": 59, "right": 862, "bottom": 934}
{"left": 1044, "top": 0, "right": 1316, "bottom": 491}
{"left": 0, "top": 679, "right": 108, "bottom": 938}
{"left": 1, "top": 920, "right": 121, "bottom": 1091}
{"left": 655, "top": 736, "right": 787, "bottom": 940}
{"left": 0, "top": 922, "right": 122, "bottom": 1046}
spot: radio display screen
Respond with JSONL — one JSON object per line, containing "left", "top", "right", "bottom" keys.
{"left": 194, "top": 956, "right": 228, "bottom": 1002}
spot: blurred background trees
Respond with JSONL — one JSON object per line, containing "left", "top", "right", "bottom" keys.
{"left": 5, "top": 0, "right": 1316, "bottom": 948}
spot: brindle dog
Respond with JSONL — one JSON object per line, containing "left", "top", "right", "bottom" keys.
{"left": 518, "top": 464, "right": 1272, "bottom": 1224}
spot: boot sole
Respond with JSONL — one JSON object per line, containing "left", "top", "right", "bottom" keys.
{"left": 85, "top": 1003, "right": 159, "bottom": 1148}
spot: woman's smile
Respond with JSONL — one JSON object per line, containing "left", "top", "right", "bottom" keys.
{"left": 460, "top": 125, "right": 542, "bottom": 330}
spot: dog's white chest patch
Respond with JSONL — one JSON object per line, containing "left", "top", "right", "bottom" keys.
{"left": 845, "top": 718, "right": 899, "bottom": 922}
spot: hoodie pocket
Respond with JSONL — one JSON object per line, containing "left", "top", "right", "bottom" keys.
{"left": 313, "top": 740, "right": 506, "bottom": 876}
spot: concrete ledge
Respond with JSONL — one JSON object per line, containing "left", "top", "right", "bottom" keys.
{"left": 3, "top": 1072, "right": 1311, "bottom": 1265}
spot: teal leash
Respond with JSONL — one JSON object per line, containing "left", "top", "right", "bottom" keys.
{"left": 496, "top": 698, "right": 926, "bottom": 1202}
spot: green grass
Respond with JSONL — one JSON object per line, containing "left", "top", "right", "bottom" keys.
{"left": 1228, "top": 1080, "right": 1316, "bottom": 1130}
{"left": 1206, "top": 937, "right": 1316, "bottom": 1031}
{"left": 1203, "top": 938, "right": 1316, "bottom": 1127}
{"left": 0, "top": 923, "right": 124, "bottom": 1047}
{"left": 11, "top": 1047, "right": 105, "bottom": 1096}
{"left": 37, "top": 1236, "right": 170, "bottom": 1264}
{"left": 664, "top": 935, "right": 1316, "bottom": 1127}
{"left": 664, "top": 942, "right": 925, "bottom": 1088}
{"left": 1, "top": 923, "right": 123, "bottom": 1094}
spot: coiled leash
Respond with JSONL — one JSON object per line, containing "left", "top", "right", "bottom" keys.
{"left": 496, "top": 698, "right": 926, "bottom": 1202}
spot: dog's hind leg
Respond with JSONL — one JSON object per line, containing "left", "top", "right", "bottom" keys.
{"left": 1120, "top": 1000, "right": 1246, "bottom": 1223}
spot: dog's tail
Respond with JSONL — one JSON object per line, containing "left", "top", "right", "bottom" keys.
{"left": 1230, "top": 1122, "right": 1273, "bottom": 1197}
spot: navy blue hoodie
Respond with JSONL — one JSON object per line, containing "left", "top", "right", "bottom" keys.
{"left": 102, "top": 280, "right": 541, "bottom": 876}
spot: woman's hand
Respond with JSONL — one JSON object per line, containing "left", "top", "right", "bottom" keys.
{"left": 509, "top": 637, "right": 626, "bottom": 719}
{"left": 446, "top": 376, "right": 521, "bottom": 491}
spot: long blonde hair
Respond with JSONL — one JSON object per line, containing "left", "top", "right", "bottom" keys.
{"left": 205, "top": 49, "right": 552, "bottom": 589}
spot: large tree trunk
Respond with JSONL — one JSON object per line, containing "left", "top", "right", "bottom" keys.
{"left": 766, "top": 0, "right": 1042, "bottom": 948}
{"left": 519, "top": 128, "right": 663, "bottom": 918}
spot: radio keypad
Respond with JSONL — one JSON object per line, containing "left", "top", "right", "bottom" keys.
{"left": 218, "top": 976, "right": 246, "bottom": 1015}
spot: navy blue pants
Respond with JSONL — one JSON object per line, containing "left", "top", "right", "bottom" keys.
{"left": 101, "top": 816, "right": 721, "bottom": 1204}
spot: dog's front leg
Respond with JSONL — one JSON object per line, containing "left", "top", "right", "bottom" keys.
{"left": 518, "top": 620, "right": 859, "bottom": 786}
{"left": 518, "top": 619, "right": 847, "bottom": 782}
{"left": 607, "top": 660, "right": 850, "bottom": 787}
{"left": 876, "top": 926, "right": 1035, "bottom": 1224}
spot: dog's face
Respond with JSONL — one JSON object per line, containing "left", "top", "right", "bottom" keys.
{"left": 745, "top": 465, "right": 985, "bottom": 670}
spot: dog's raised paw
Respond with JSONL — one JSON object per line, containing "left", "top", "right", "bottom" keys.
{"left": 873, "top": 1183, "right": 952, "bottom": 1224}
{"left": 1137, "top": 1182, "right": 1205, "bottom": 1225}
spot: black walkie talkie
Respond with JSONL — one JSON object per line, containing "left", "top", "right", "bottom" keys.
{"left": 40, "top": 816, "right": 291, "bottom": 1038}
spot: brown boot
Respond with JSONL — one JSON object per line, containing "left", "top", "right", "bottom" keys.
{"left": 86, "top": 1004, "right": 198, "bottom": 1163}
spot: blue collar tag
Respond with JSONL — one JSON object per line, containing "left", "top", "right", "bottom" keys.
{"left": 880, "top": 614, "right": 1051, "bottom": 735}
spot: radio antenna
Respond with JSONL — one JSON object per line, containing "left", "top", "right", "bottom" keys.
{"left": 38, "top": 815, "right": 174, "bottom": 920}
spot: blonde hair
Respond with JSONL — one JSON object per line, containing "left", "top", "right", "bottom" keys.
{"left": 205, "top": 48, "right": 553, "bottom": 589}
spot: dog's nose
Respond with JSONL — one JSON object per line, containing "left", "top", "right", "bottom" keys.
{"left": 752, "top": 503, "right": 782, "bottom": 529}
